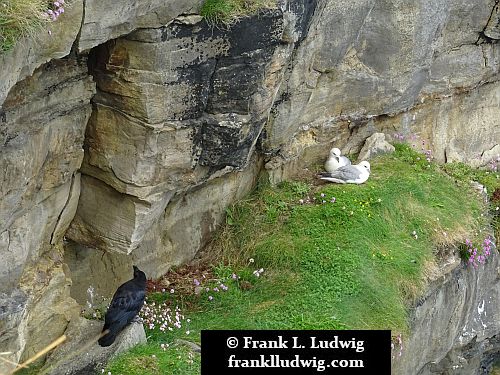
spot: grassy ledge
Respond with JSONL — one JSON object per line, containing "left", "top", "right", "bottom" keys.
{"left": 104, "top": 144, "right": 499, "bottom": 374}
{"left": 200, "top": 0, "right": 277, "bottom": 25}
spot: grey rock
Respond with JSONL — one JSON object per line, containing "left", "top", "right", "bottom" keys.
{"left": 0, "top": 0, "right": 84, "bottom": 106}
{"left": 480, "top": 145, "right": 500, "bottom": 168}
{"left": 78, "top": 0, "right": 204, "bottom": 51}
{"left": 0, "top": 58, "right": 94, "bottom": 291}
{"left": 0, "top": 57, "right": 94, "bottom": 365}
{"left": 0, "top": 289, "right": 28, "bottom": 373}
{"left": 392, "top": 242, "right": 500, "bottom": 374}
{"left": 357, "top": 132, "right": 395, "bottom": 161}
{"left": 20, "top": 267, "right": 80, "bottom": 363}
{"left": 42, "top": 318, "right": 146, "bottom": 375}
{"left": 66, "top": 175, "right": 174, "bottom": 254}
{"left": 65, "top": 155, "right": 262, "bottom": 303}
{"left": 370, "top": 82, "right": 500, "bottom": 166}
{"left": 1, "top": 1, "right": 500, "bottom": 372}
{"left": 175, "top": 339, "right": 201, "bottom": 353}
{"left": 264, "top": 0, "right": 499, "bottom": 162}
{"left": 484, "top": 2, "right": 500, "bottom": 40}
{"left": 422, "top": 43, "right": 499, "bottom": 97}
{"left": 68, "top": 8, "right": 302, "bottom": 258}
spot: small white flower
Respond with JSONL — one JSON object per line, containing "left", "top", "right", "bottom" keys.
{"left": 249, "top": 258, "right": 254, "bottom": 263}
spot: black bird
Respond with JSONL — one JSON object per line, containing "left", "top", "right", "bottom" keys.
{"left": 98, "top": 265, "right": 147, "bottom": 347}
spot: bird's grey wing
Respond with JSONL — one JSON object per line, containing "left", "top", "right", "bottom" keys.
{"left": 340, "top": 156, "right": 351, "bottom": 165}
{"left": 326, "top": 165, "right": 361, "bottom": 180}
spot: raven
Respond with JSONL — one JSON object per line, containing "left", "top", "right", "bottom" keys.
{"left": 98, "top": 265, "right": 147, "bottom": 347}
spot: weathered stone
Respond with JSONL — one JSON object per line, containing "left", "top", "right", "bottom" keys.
{"left": 434, "top": 0, "right": 494, "bottom": 53}
{"left": 264, "top": 0, "right": 499, "bottom": 155}
{"left": 484, "top": 1, "right": 500, "bottom": 40}
{"left": 90, "top": 10, "right": 284, "bottom": 123}
{"left": 392, "top": 243, "right": 500, "bottom": 374}
{"left": 481, "top": 145, "right": 500, "bottom": 168}
{"left": 0, "top": 59, "right": 94, "bottom": 290}
{"left": 51, "top": 174, "right": 82, "bottom": 245}
{"left": 42, "top": 318, "right": 146, "bottom": 375}
{"left": 197, "top": 113, "right": 259, "bottom": 169}
{"left": 20, "top": 266, "right": 80, "bottom": 362}
{"left": 68, "top": 7, "right": 308, "bottom": 258}
{"left": 82, "top": 105, "right": 198, "bottom": 196}
{"left": 1, "top": 1, "right": 500, "bottom": 373}
{"left": 422, "top": 43, "right": 500, "bottom": 97}
{"left": 78, "top": 0, "right": 204, "bottom": 51}
{"left": 357, "top": 132, "right": 395, "bottom": 161}
{"left": 373, "top": 82, "right": 500, "bottom": 167}
{"left": 66, "top": 175, "right": 174, "bottom": 254}
{"left": 0, "top": 57, "right": 94, "bottom": 366}
{"left": 66, "top": 156, "right": 262, "bottom": 303}
{"left": 0, "top": 181, "right": 73, "bottom": 293}
{"left": 0, "top": 0, "right": 84, "bottom": 106}
{"left": 0, "top": 289, "right": 28, "bottom": 373}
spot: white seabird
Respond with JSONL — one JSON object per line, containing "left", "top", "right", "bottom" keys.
{"left": 319, "top": 161, "right": 371, "bottom": 184}
{"left": 324, "top": 147, "right": 351, "bottom": 172}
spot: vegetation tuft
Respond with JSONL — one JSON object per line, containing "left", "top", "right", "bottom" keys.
{"left": 0, "top": 0, "right": 65, "bottom": 52}
{"left": 106, "top": 143, "right": 497, "bottom": 374}
{"left": 200, "top": 0, "right": 277, "bottom": 25}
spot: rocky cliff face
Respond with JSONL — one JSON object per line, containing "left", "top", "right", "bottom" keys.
{"left": 393, "top": 242, "right": 500, "bottom": 374}
{"left": 0, "top": 0, "right": 499, "bottom": 373}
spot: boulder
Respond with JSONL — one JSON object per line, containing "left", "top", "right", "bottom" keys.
{"left": 42, "top": 318, "right": 146, "bottom": 375}
{"left": 357, "top": 133, "right": 395, "bottom": 161}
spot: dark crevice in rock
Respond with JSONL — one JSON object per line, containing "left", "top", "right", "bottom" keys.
{"left": 70, "top": 0, "right": 87, "bottom": 57}
{"left": 480, "top": 0, "right": 500, "bottom": 42}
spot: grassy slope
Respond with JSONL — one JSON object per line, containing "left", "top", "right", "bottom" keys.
{"left": 105, "top": 144, "right": 499, "bottom": 374}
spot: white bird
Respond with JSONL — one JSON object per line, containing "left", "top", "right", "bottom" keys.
{"left": 324, "top": 148, "right": 351, "bottom": 172}
{"left": 319, "top": 161, "right": 371, "bottom": 184}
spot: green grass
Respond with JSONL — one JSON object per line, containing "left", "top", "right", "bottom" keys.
{"left": 106, "top": 143, "right": 494, "bottom": 374}
{"left": 441, "top": 160, "right": 500, "bottom": 240}
{"left": 200, "top": 0, "right": 277, "bottom": 25}
{"left": 106, "top": 344, "right": 200, "bottom": 375}
{"left": 0, "top": 0, "right": 49, "bottom": 52}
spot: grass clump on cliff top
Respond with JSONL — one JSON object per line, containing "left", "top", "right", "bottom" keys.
{"left": 106, "top": 144, "right": 491, "bottom": 374}
{"left": 0, "top": 0, "right": 46, "bottom": 51}
{"left": 200, "top": 0, "right": 277, "bottom": 25}
{"left": 0, "top": 0, "right": 65, "bottom": 52}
